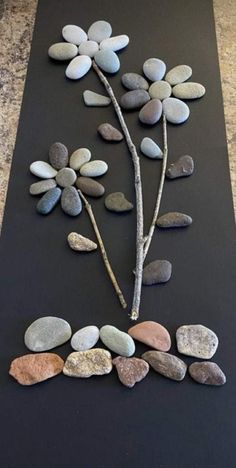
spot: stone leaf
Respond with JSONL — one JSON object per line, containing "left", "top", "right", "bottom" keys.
{"left": 166, "top": 155, "right": 194, "bottom": 179}
{"left": 113, "top": 356, "right": 149, "bottom": 388}
{"left": 83, "top": 90, "right": 111, "bottom": 107}
{"left": 128, "top": 321, "right": 171, "bottom": 352}
{"left": 156, "top": 212, "right": 192, "bottom": 228}
{"left": 67, "top": 232, "right": 97, "bottom": 252}
{"left": 98, "top": 123, "right": 123, "bottom": 142}
{"left": 9, "top": 353, "right": 64, "bottom": 385}
{"left": 63, "top": 349, "right": 113, "bottom": 377}
{"left": 143, "top": 260, "right": 172, "bottom": 285}
{"left": 105, "top": 192, "right": 133, "bottom": 213}
{"left": 142, "top": 350, "right": 187, "bottom": 381}
{"left": 176, "top": 324, "right": 219, "bottom": 359}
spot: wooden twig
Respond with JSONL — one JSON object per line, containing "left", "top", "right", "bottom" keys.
{"left": 78, "top": 190, "right": 127, "bottom": 309}
{"left": 92, "top": 61, "right": 144, "bottom": 321}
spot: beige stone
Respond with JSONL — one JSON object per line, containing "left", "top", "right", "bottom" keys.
{"left": 63, "top": 349, "right": 113, "bottom": 377}
{"left": 67, "top": 232, "right": 97, "bottom": 252}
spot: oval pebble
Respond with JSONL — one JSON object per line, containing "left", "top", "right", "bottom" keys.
{"left": 24, "top": 316, "right": 72, "bottom": 352}
{"left": 189, "top": 362, "right": 226, "bottom": 386}
{"left": 76, "top": 177, "right": 105, "bottom": 197}
{"left": 36, "top": 187, "right": 61, "bottom": 215}
{"left": 100, "top": 325, "right": 135, "bottom": 357}
{"left": 48, "top": 42, "right": 78, "bottom": 61}
{"left": 143, "top": 259, "right": 172, "bottom": 285}
{"left": 100, "top": 35, "right": 129, "bottom": 52}
{"left": 65, "top": 55, "right": 92, "bottom": 80}
{"left": 149, "top": 80, "right": 172, "bottom": 100}
{"left": 30, "top": 179, "right": 57, "bottom": 196}
{"left": 166, "top": 155, "right": 194, "bottom": 179}
{"left": 67, "top": 232, "right": 97, "bottom": 252}
{"left": 71, "top": 326, "right": 100, "bottom": 351}
{"left": 98, "top": 123, "right": 123, "bottom": 142}
{"left": 62, "top": 24, "right": 87, "bottom": 45}
{"left": 142, "top": 351, "right": 187, "bottom": 381}
{"left": 83, "top": 90, "right": 111, "bottom": 106}
{"left": 88, "top": 20, "right": 112, "bottom": 43}
{"left": 78, "top": 40, "right": 99, "bottom": 57}
{"left": 113, "top": 357, "right": 149, "bottom": 388}
{"left": 140, "top": 137, "right": 163, "bottom": 159}
{"left": 172, "top": 82, "right": 206, "bottom": 99}
{"left": 9, "top": 353, "right": 64, "bottom": 386}
{"left": 49, "top": 142, "right": 69, "bottom": 170}
{"left": 163, "top": 97, "right": 190, "bottom": 124}
{"left": 30, "top": 161, "right": 57, "bottom": 179}
{"left": 165, "top": 64, "right": 192, "bottom": 85}
{"left": 121, "top": 73, "right": 149, "bottom": 91}
{"left": 120, "top": 89, "right": 150, "bottom": 110}
{"left": 80, "top": 160, "right": 108, "bottom": 177}
{"left": 143, "top": 58, "right": 166, "bottom": 82}
{"left": 63, "top": 349, "right": 113, "bottom": 378}
{"left": 139, "top": 99, "right": 162, "bottom": 125}
{"left": 94, "top": 49, "right": 120, "bottom": 74}
{"left": 69, "top": 148, "right": 91, "bottom": 170}
{"left": 128, "top": 321, "right": 171, "bottom": 352}
{"left": 56, "top": 168, "right": 77, "bottom": 187}
{"left": 156, "top": 212, "right": 193, "bottom": 228}
{"left": 176, "top": 324, "right": 219, "bottom": 359}
{"left": 61, "top": 186, "right": 82, "bottom": 216}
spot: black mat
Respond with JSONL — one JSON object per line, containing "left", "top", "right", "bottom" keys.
{"left": 1, "top": 1, "right": 236, "bottom": 466}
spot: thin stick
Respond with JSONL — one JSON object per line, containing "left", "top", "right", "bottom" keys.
{"left": 92, "top": 61, "right": 144, "bottom": 321}
{"left": 78, "top": 190, "right": 127, "bottom": 309}
{"left": 143, "top": 114, "right": 168, "bottom": 262}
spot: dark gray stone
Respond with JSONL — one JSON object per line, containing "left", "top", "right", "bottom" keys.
{"left": 189, "top": 362, "right": 226, "bottom": 386}
{"left": 120, "top": 90, "right": 150, "bottom": 110}
{"left": 49, "top": 142, "right": 69, "bottom": 170}
{"left": 166, "top": 155, "right": 194, "bottom": 179}
{"left": 121, "top": 72, "right": 149, "bottom": 91}
{"left": 139, "top": 99, "right": 162, "bottom": 125}
{"left": 142, "top": 351, "right": 187, "bottom": 381}
{"left": 156, "top": 212, "right": 192, "bottom": 228}
{"left": 143, "top": 259, "right": 172, "bottom": 285}
{"left": 98, "top": 123, "right": 123, "bottom": 141}
{"left": 61, "top": 187, "right": 82, "bottom": 216}
{"left": 76, "top": 177, "right": 105, "bottom": 197}
{"left": 105, "top": 192, "right": 133, "bottom": 212}
{"left": 36, "top": 187, "right": 61, "bottom": 215}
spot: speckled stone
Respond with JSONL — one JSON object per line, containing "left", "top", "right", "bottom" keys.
{"left": 36, "top": 187, "right": 61, "bottom": 215}
{"left": 143, "top": 58, "right": 166, "bottom": 81}
{"left": 71, "top": 326, "right": 100, "bottom": 351}
{"left": 69, "top": 148, "right": 91, "bottom": 171}
{"left": 100, "top": 35, "right": 129, "bottom": 52}
{"left": 143, "top": 260, "right": 172, "bottom": 285}
{"left": 176, "top": 324, "right": 219, "bottom": 359}
{"left": 113, "top": 356, "right": 149, "bottom": 388}
{"left": 24, "top": 316, "right": 72, "bottom": 352}
{"left": 156, "top": 212, "right": 193, "bottom": 228}
{"left": 166, "top": 155, "right": 194, "bottom": 179}
{"left": 78, "top": 40, "right": 99, "bottom": 58}
{"left": 163, "top": 97, "right": 190, "bottom": 124}
{"left": 142, "top": 351, "right": 187, "bottom": 381}
{"left": 139, "top": 99, "right": 162, "bottom": 125}
{"left": 100, "top": 325, "right": 135, "bottom": 357}
{"left": 67, "top": 232, "right": 97, "bottom": 252}
{"left": 83, "top": 90, "right": 111, "bottom": 106}
{"left": 189, "top": 362, "right": 226, "bottom": 386}
{"left": 30, "top": 161, "right": 57, "bottom": 179}
{"left": 149, "top": 80, "right": 172, "bottom": 100}
{"left": 61, "top": 186, "right": 82, "bottom": 216}
{"left": 80, "top": 160, "right": 108, "bottom": 177}
{"left": 30, "top": 179, "right": 56, "bottom": 195}
{"left": 48, "top": 42, "right": 78, "bottom": 61}
{"left": 98, "top": 123, "right": 123, "bottom": 141}
{"left": 65, "top": 55, "right": 92, "bottom": 80}
{"left": 172, "top": 82, "right": 206, "bottom": 99}
{"left": 62, "top": 24, "right": 87, "bottom": 45}
{"left": 165, "top": 65, "right": 192, "bottom": 85}
{"left": 128, "top": 321, "right": 171, "bottom": 352}
{"left": 76, "top": 177, "right": 105, "bottom": 197}
{"left": 105, "top": 192, "right": 133, "bottom": 212}
{"left": 88, "top": 20, "right": 112, "bottom": 43}
{"left": 140, "top": 137, "right": 163, "bottom": 159}
{"left": 94, "top": 49, "right": 120, "bottom": 73}
{"left": 121, "top": 73, "right": 149, "bottom": 91}
{"left": 56, "top": 168, "right": 77, "bottom": 188}
{"left": 9, "top": 353, "right": 64, "bottom": 386}
{"left": 63, "top": 349, "right": 113, "bottom": 377}
{"left": 120, "top": 89, "right": 150, "bottom": 110}
{"left": 49, "top": 142, "right": 69, "bottom": 170}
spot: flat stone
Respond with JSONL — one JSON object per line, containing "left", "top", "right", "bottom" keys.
{"left": 63, "top": 349, "right": 113, "bottom": 377}
{"left": 9, "top": 353, "right": 64, "bottom": 386}
{"left": 100, "top": 35, "right": 129, "bottom": 52}
{"left": 121, "top": 73, "right": 149, "bottom": 91}
{"left": 113, "top": 357, "right": 149, "bottom": 388}
{"left": 120, "top": 89, "right": 150, "bottom": 110}
{"left": 176, "top": 324, "right": 219, "bottom": 359}
{"left": 143, "top": 260, "right": 172, "bottom": 285}
{"left": 165, "top": 65, "right": 192, "bottom": 85}
{"left": 142, "top": 351, "right": 187, "bottom": 381}
{"left": 88, "top": 20, "right": 112, "bottom": 43}
{"left": 140, "top": 137, "right": 163, "bottom": 159}
{"left": 30, "top": 161, "right": 57, "bottom": 179}
{"left": 166, "top": 155, "right": 194, "bottom": 179}
{"left": 128, "top": 321, "right": 171, "bottom": 352}
{"left": 149, "top": 80, "right": 172, "bottom": 100}
{"left": 56, "top": 168, "right": 77, "bottom": 187}
{"left": 94, "top": 49, "right": 120, "bottom": 74}
{"left": 62, "top": 24, "right": 87, "bottom": 45}
{"left": 76, "top": 177, "right": 105, "bottom": 197}
{"left": 143, "top": 58, "right": 166, "bottom": 82}
{"left": 69, "top": 148, "right": 91, "bottom": 170}
{"left": 65, "top": 55, "right": 92, "bottom": 80}
{"left": 36, "top": 187, "right": 61, "bottom": 215}
{"left": 71, "top": 326, "right": 100, "bottom": 351}
{"left": 98, "top": 123, "right": 123, "bottom": 141}
{"left": 163, "top": 97, "right": 190, "bottom": 124}
{"left": 61, "top": 186, "right": 82, "bottom": 216}
{"left": 139, "top": 99, "right": 162, "bottom": 125}
{"left": 173, "top": 82, "right": 206, "bottom": 99}
{"left": 156, "top": 212, "right": 193, "bottom": 228}
{"left": 80, "top": 160, "right": 108, "bottom": 177}
{"left": 24, "top": 316, "right": 72, "bottom": 352}
{"left": 49, "top": 142, "right": 69, "bottom": 170}
{"left": 105, "top": 192, "right": 133, "bottom": 212}
{"left": 189, "top": 362, "right": 226, "bottom": 386}
{"left": 100, "top": 325, "right": 135, "bottom": 357}
{"left": 78, "top": 40, "right": 99, "bottom": 58}
{"left": 67, "top": 232, "right": 97, "bottom": 251}
{"left": 30, "top": 179, "right": 57, "bottom": 196}
{"left": 83, "top": 90, "right": 111, "bottom": 106}
{"left": 48, "top": 42, "right": 78, "bottom": 61}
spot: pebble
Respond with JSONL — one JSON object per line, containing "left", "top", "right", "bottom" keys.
{"left": 9, "top": 353, "right": 64, "bottom": 386}
{"left": 78, "top": 40, "right": 99, "bottom": 57}
{"left": 62, "top": 24, "right": 87, "bottom": 45}
{"left": 139, "top": 99, "right": 162, "bottom": 125}
{"left": 172, "top": 82, "right": 206, "bottom": 99}
{"left": 48, "top": 42, "right": 78, "bottom": 61}
{"left": 88, "top": 20, "right": 112, "bottom": 43}
{"left": 128, "top": 321, "right": 171, "bottom": 352}
{"left": 100, "top": 34, "right": 129, "bottom": 52}
{"left": 65, "top": 55, "right": 92, "bottom": 80}
{"left": 98, "top": 123, "right": 123, "bottom": 142}
{"left": 80, "top": 160, "right": 108, "bottom": 177}
{"left": 29, "top": 179, "right": 56, "bottom": 196}
{"left": 105, "top": 192, "right": 133, "bottom": 212}
{"left": 76, "top": 177, "right": 105, "bottom": 197}
{"left": 49, "top": 142, "right": 69, "bottom": 170}
{"left": 143, "top": 58, "right": 166, "bottom": 81}
{"left": 63, "top": 349, "right": 113, "bottom": 378}
{"left": 100, "top": 325, "right": 135, "bottom": 357}
{"left": 163, "top": 97, "right": 190, "bottom": 124}
{"left": 121, "top": 73, "right": 149, "bottom": 91}
{"left": 165, "top": 64, "right": 192, "bottom": 85}
{"left": 30, "top": 161, "right": 57, "bottom": 179}
{"left": 61, "top": 186, "right": 82, "bottom": 216}
{"left": 120, "top": 89, "right": 150, "bottom": 110}
{"left": 94, "top": 49, "right": 120, "bottom": 73}
{"left": 143, "top": 259, "right": 172, "bottom": 285}
{"left": 142, "top": 351, "right": 187, "bottom": 381}
{"left": 156, "top": 212, "right": 193, "bottom": 228}
{"left": 149, "top": 80, "right": 172, "bottom": 100}
{"left": 189, "top": 362, "right": 226, "bottom": 386}
{"left": 71, "top": 326, "right": 100, "bottom": 351}
{"left": 83, "top": 90, "right": 111, "bottom": 106}
{"left": 113, "top": 357, "right": 149, "bottom": 388}
{"left": 140, "top": 137, "right": 163, "bottom": 159}
{"left": 69, "top": 148, "right": 91, "bottom": 171}
{"left": 67, "top": 232, "right": 97, "bottom": 252}
{"left": 56, "top": 168, "right": 77, "bottom": 188}
{"left": 36, "top": 187, "right": 61, "bottom": 215}
{"left": 166, "top": 155, "right": 194, "bottom": 179}
{"left": 176, "top": 324, "right": 219, "bottom": 359}
{"left": 24, "top": 316, "right": 72, "bottom": 352}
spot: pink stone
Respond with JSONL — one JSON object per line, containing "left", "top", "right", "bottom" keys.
{"left": 128, "top": 321, "right": 171, "bottom": 352}
{"left": 113, "top": 356, "right": 149, "bottom": 388}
